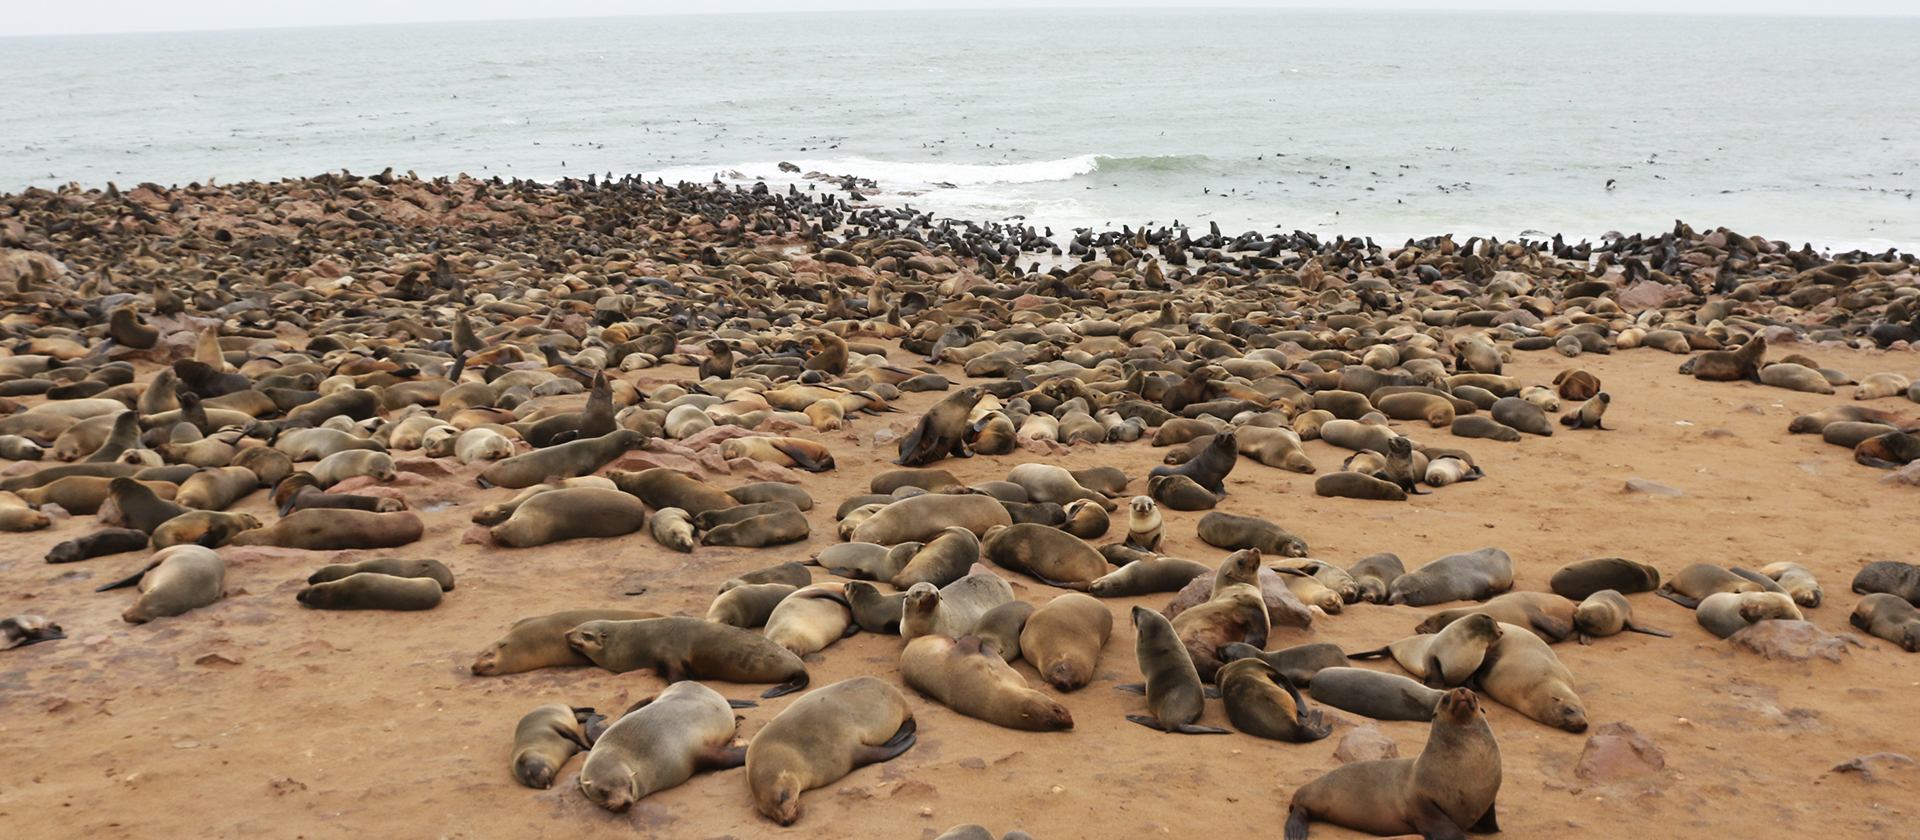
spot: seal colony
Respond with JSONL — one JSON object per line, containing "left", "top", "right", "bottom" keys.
{"left": 0, "top": 171, "right": 1917, "bottom": 838}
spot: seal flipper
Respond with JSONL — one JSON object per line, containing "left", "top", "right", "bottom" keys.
{"left": 1469, "top": 798, "right": 1500, "bottom": 833}
{"left": 548, "top": 720, "right": 591, "bottom": 751}
{"left": 1655, "top": 589, "right": 1701, "bottom": 609}
{"left": 1171, "top": 722, "right": 1232, "bottom": 735}
{"left": 1623, "top": 620, "right": 1673, "bottom": 638}
{"left": 1408, "top": 798, "right": 1471, "bottom": 840}
{"left": 726, "top": 699, "right": 760, "bottom": 709}
{"left": 1113, "top": 683, "right": 1147, "bottom": 695}
{"left": 761, "top": 675, "right": 809, "bottom": 698}
{"left": 855, "top": 718, "right": 918, "bottom": 766}
{"left": 1527, "top": 612, "right": 1575, "bottom": 643}
{"left": 1283, "top": 805, "right": 1314, "bottom": 840}
{"left": 1203, "top": 686, "right": 1222, "bottom": 700}
{"left": 696, "top": 744, "right": 748, "bottom": 771}
{"left": 771, "top": 441, "right": 831, "bottom": 472}
{"left": 894, "top": 421, "right": 928, "bottom": 466}
{"left": 94, "top": 558, "right": 162, "bottom": 592}
{"left": 1347, "top": 645, "right": 1393, "bottom": 660}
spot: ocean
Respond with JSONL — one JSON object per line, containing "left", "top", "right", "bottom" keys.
{"left": 3, "top": 9, "right": 1916, "bottom": 252}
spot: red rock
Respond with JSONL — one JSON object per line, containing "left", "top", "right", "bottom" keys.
{"left": 680, "top": 425, "right": 765, "bottom": 450}
{"left": 1575, "top": 722, "right": 1665, "bottom": 783}
{"left": 1727, "top": 620, "right": 1855, "bottom": 662}
{"left": 1618, "top": 280, "right": 1685, "bottom": 312}
{"left": 461, "top": 525, "right": 497, "bottom": 547}
{"left": 394, "top": 457, "right": 458, "bottom": 478}
{"left": 725, "top": 458, "right": 802, "bottom": 484}
{"left": 1333, "top": 728, "right": 1398, "bottom": 764}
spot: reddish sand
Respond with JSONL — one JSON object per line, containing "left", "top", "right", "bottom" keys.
{"left": 2, "top": 342, "right": 1917, "bottom": 840}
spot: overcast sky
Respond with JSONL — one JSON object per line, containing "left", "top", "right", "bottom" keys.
{"left": 4, "top": 0, "right": 1913, "bottom": 37}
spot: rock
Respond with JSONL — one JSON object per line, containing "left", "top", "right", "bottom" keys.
{"left": 872, "top": 428, "right": 900, "bottom": 446}
{"left": 1618, "top": 281, "right": 1686, "bottom": 312}
{"left": 1333, "top": 727, "right": 1398, "bottom": 764}
{"left": 725, "top": 458, "right": 802, "bottom": 484}
{"left": 1879, "top": 461, "right": 1920, "bottom": 486}
{"left": 194, "top": 652, "right": 245, "bottom": 667}
{"left": 1727, "top": 620, "right": 1855, "bottom": 663}
{"left": 461, "top": 525, "right": 497, "bottom": 547}
{"left": 1624, "top": 478, "right": 1684, "bottom": 497}
{"left": 1832, "top": 752, "right": 1913, "bottom": 782}
{"left": 1761, "top": 325, "right": 1802, "bottom": 345}
{"left": 1575, "top": 722, "right": 1665, "bottom": 783}
{"left": 1, "top": 460, "right": 37, "bottom": 477}
{"left": 39, "top": 503, "right": 68, "bottom": 522}
{"left": 96, "top": 496, "right": 125, "bottom": 527}
{"left": 1164, "top": 567, "right": 1312, "bottom": 628}
{"left": 393, "top": 457, "right": 458, "bottom": 478}
{"left": 680, "top": 424, "right": 765, "bottom": 451}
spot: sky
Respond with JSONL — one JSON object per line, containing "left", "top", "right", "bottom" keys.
{"left": 3, "top": 0, "right": 1914, "bottom": 38}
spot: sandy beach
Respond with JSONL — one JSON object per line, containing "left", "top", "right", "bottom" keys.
{"left": 0, "top": 174, "right": 1917, "bottom": 840}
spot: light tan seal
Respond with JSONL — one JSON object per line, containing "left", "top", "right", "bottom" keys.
{"left": 577, "top": 681, "right": 747, "bottom": 812}
{"left": 566, "top": 616, "right": 809, "bottom": 697}
{"left": 297, "top": 573, "right": 444, "bottom": 610}
{"left": 900, "top": 570, "right": 1015, "bottom": 640}
{"left": 851, "top": 493, "right": 1012, "bottom": 545}
{"left": 470, "top": 609, "right": 661, "bottom": 675}
{"left": 1571, "top": 589, "right": 1671, "bottom": 643}
{"left": 763, "top": 585, "right": 856, "bottom": 656}
{"left": 1696, "top": 591, "right": 1802, "bottom": 638}
{"left": 1124, "top": 495, "right": 1164, "bottom": 549}
{"left": 1350, "top": 614, "right": 1503, "bottom": 688}
{"left": 489, "top": 488, "right": 647, "bottom": 547}
{"left": 98, "top": 545, "right": 225, "bottom": 624}
{"left": 1284, "top": 688, "right": 1501, "bottom": 839}
{"left": 228, "top": 509, "right": 423, "bottom": 550}
{"left": 1477, "top": 622, "right": 1588, "bottom": 732}
{"left": 1760, "top": 562, "right": 1822, "bottom": 608}
{"left": 979, "top": 523, "right": 1113, "bottom": 588}
{"left": 706, "top": 583, "right": 799, "bottom": 628}
{"left": 746, "top": 677, "right": 917, "bottom": 825}
{"left": 899, "top": 634, "right": 1074, "bottom": 731}
{"left": 511, "top": 703, "right": 594, "bottom": 789}
{"left": 477, "top": 429, "right": 644, "bottom": 489}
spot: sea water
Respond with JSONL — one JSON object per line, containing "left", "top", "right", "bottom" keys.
{"left": 3, "top": 9, "right": 1916, "bottom": 251}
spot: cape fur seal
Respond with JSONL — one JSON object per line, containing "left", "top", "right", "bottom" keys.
{"left": 1284, "top": 688, "right": 1501, "bottom": 839}
{"left": 1851, "top": 594, "right": 1920, "bottom": 652}
{"left": 297, "top": 573, "right": 444, "bottom": 610}
{"left": 897, "top": 386, "right": 985, "bottom": 466}
{"left": 746, "top": 677, "right": 916, "bottom": 826}
{"left": 567, "top": 616, "right": 810, "bottom": 697}
{"left": 511, "top": 704, "right": 595, "bottom": 789}
{"left": 98, "top": 545, "right": 225, "bottom": 624}
{"left": 228, "top": 509, "right": 423, "bottom": 551}
{"left": 1387, "top": 548, "right": 1514, "bottom": 606}
{"left": 1217, "top": 658, "right": 1331, "bottom": 743}
{"left": 1121, "top": 606, "right": 1229, "bottom": 735}
{"left": 470, "top": 609, "right": 662, "bottom": 675}
{"left": 899, "top": 634, "right": 1073, "bottom": 731}
{"left": 577, "top": 681, "right": 747, "bottom": 812}
{"left": 1196, "top": 511, "right": 1309, "bottom": 557}
{"left": 1302, "top": 667, "right": 1445, "bottom": 722}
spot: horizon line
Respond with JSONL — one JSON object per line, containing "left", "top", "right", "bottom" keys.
{"left": 4, "top": 5, "right": 1916, "bottom": 40}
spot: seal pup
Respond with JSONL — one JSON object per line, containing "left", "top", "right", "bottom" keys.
{"left": 1695, "top": 591, "right": 1802, "bottom": 638}
{"left": 1560, "top": 392, "right": 1612, "bottom": 429}
{"left": 96, "top": 544, "right": 225, "bottom": 624}
{"left": 900, "top": 571, "right": 1015, "bottom": 640}
{"left": 577, "top": 681, "right": 747, "bottom": 812}
{"left": 746, "top": 677, "right": 917, "bottom": 825}
{"left": 899, "top": 634, "right": 1074, "bottom": 731}
{"left": 1572, "top": 589, "right": 1671, "bottom": 643}
{"left": 1119, "top": 606, "right": 1229, "bottom": 734}
{"left": 648, "top": 507, "right": 698, "bottom": 552}
{"left": 1656, "top": 563, "right": 1766, "bottom": 608}
{"left": 1284, "top": 688, "right": 1500, "bottom": 840}
{"left": 45, "top": 527, "right": 151, "bottom": 564}
{"left": 1761, "top": 562, "right": 1822, "bottom": 608}
{"left": 1124, "top": 495, "right": 1164, "bottom": 550}
{"left": 1850, "top": 594, "right": 1920, "bottom": 652}
{"left": 1216, "top": 658, "right": 1332, "bottom": 743}
{"left": 1, "top": 615, "right": 65, "bottom": 649}
{"left": 1346, "top": 552, "right": 1405, "bottom": 604}
{"left": 511, "top": 704, "right": 595, "bottom": 789}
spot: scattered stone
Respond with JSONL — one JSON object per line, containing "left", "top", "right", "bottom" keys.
{"left": 1832, "top": 753, "right": 1913, "bottom": 782}
{"left": 194, "top": 652, "right": 245, "bottom": 667}
{"left": 1624, "top": 478, "right": 1684, "bottom": 496}
{"left": 1760, "top": 325, "right": 1802, "bottom": 345}
{"left": 393, "top": 457, "right": 457, "bottom": 478}
{"left": 1575, "top": 722, "right": 1666, "bottom": 783}
{"left": 1333, "top": 727, "right": 1398, "bottom": 764}
{"left": 1702, "top": 429, "right": 1737, "bottom": 439}
{"left": 1880, "top": 461, "right": 1920, "bottom": 486}
{"left": 460, "top": 525, "right": 496, "bottom": 547}
{"left": 1727, "top": 620, "right": 1856, "bottom": 662}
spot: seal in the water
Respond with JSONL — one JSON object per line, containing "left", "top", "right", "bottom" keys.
{"left": 1284, "top": 687, "right": 1501, "bottom": 839}
{"left": 1216, "top": 658, "right": 1332, "bottom": 743}
{"left": 577, "top": 681, "right": 747, "bottom": 812}
{"left": 746, "top": 676, "right": 917, "bottom": 825}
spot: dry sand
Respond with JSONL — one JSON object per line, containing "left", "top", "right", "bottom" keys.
{"left": 2, "top": 342, "right": 1917, "bottom": 840}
